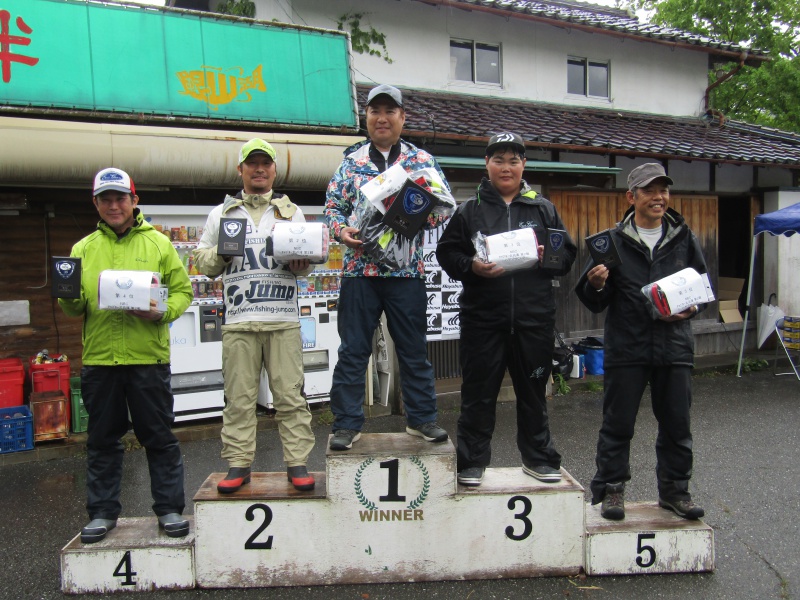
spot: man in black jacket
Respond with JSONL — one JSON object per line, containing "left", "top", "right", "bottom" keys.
{"left": 575, "top": 163, "right": 707, "bottom": 521}
{"left": 436, "top": 132, "right": 576, "bottom": 487}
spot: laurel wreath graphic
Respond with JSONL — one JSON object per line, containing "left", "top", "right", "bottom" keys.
{"left": 353, "top": 456, "right": 430, "bottom": 510}
{"left": 407, "top": 456, "right": 430, "bottom": 510}
{"left": 355, "top": 458, "right": 377, "bottom": 510}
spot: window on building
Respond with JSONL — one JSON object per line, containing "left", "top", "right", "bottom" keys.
{"left": 450, "top": 40, "right": 501, "bottom": 85}
{"left": 568, "top": 57, "right": 609, "bottom": 98}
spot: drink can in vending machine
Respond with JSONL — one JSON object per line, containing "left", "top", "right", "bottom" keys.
{"left": 187, "top": 226, "right": 197, "bottom": 242}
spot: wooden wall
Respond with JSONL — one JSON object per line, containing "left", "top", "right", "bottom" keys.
{"left": 547, "top": 189, "right": 719, "bottom": 338}
{"left": 0, "top": 190, "right": 99, "bottom": 380}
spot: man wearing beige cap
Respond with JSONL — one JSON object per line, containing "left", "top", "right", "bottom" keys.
{"left": 575, "top": 162, "right": 709, "bottom": 521}
{"left": 59, "top": 168, "right": 193, "bottom": 543}
{"left": 195, "top": 139, "right": 315, "bottom": 494}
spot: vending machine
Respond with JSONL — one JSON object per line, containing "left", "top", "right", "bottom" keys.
{"left": 140, "top": 205, "right": 225, "bottom": 422}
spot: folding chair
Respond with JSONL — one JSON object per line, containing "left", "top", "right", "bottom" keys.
{"left": 773, "top": 318, "right": 800, "bottom": 380}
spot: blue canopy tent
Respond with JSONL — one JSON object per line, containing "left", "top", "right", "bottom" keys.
{"left": 737, "top": 202, "right": 800, "bottom": 376}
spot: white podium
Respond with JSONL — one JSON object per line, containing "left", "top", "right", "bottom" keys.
{"left": 60, "top": 517, "right": 195, "bottom": 594}
{"left": 584, "top": 501, "right": 714, "bottom": 575}
{"left": 60, "top": 433, "right": 714, "bottom": 593}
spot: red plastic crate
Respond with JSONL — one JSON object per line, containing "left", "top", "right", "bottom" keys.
{"left": 29, "top": 355, "right": 71, "bottom": 399}
{"left": 0, "top": 358, "right": 25, "bottom": 409}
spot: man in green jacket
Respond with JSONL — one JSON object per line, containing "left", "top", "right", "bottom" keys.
{"left": 59, "top": 167, "right": 193, "bottom": 543}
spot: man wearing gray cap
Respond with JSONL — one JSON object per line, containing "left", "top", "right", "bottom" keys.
{"left": 324, "top": 84, "right": 450, "bottom": 450}
{"left": 575, "top": 163, "right": 709, "bottom": 521}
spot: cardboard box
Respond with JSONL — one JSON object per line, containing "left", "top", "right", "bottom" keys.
{"left": 719, "top": 300, "right": 742, "bottom": 323}
{"left": 717, "top": 277, "right": 744, "bottom": 322}
{"left": 717, "top": 277, "right": 744, "bottom": 300}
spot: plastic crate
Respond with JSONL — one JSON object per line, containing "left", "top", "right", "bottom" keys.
{"left": 69, "top": 377, "right": 88, "bottom": 434}
{"left": 0, "top": 405, "right": 34, "bottom": 454}
{"left": 30, "top": 355, "right": 71, "bottom": 398}
{"left": 0, "top": 358, "right": 25, "bottom": 409}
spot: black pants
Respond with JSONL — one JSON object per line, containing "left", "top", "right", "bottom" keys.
{"left": 457, "top": 325, "right": 561, "bottom": 471}
{"left": 82, "top": 365, "right": 185, "bottom": 520}
{"left": 590, "top": 365, "right": 694, "bottom": 504}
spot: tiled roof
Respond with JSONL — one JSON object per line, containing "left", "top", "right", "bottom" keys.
{"left": 356, "top": 86, "right": 800, "bottom": 167}
{"left": 414, "top": 0, "right": 769, "bottom": 62}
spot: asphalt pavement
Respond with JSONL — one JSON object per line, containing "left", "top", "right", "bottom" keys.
{"left": 1, "top": 366, "right": 798, "bottom": 600}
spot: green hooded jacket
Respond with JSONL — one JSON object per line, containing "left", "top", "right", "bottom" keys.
{"left": 58, "top": 209, "right": 193, "bottom": 366}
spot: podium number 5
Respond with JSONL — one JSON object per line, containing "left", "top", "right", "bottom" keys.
{"left": 636, "top": 533, "right": 656, "bottom": 568}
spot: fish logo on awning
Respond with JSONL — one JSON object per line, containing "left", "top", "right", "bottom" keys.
{"left": 177, "top": 65, "right": 266, "bottom": 110}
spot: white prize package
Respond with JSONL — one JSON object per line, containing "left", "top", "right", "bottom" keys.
{"left": 98, "top": 270, "right": 168, "bottom": 311}
{"left": 266, "top": 222, "right": 329, "bottom": 264}
{"left": 354, "top": 165, "right": 456, "bottom": 269}
{"left": 640, "top": 267, "right": 715, "bottom": 318}
{"left": 474, "top": 228, "right": 539, "bottom": 272}
{"left": 359, "top": 163, "right": 409, "bottom": 215}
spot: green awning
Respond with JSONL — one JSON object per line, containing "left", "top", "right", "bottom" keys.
{"left": 437, "top": 157, "right": 621, "bottom": 174}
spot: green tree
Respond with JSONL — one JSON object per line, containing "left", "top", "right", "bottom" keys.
{"left": 628, "top": 0, "right": 800, "bottom": 132}
{"left": 214, "top": 0, "right": 256, "bottom": 18}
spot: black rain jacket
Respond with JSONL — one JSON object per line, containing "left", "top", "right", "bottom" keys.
{"left": 575, "top": 205, "right": 708, "bottom": 368}
{"left": 436, "top": 178, "right": 576, "bottom": 330}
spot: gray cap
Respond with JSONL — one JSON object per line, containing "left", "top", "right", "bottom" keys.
{"left": 366, "top": 84, "right": 403, "bottom": 108}
{"left": 486, "top": 132, "right": 526, "bottom": 156}
{"left": 627, "top": 163, "right": 674, "bottom": 190}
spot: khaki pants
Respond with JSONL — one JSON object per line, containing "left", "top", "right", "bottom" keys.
{"left": 220, "top": 328, "right": 314, "bottom": 467}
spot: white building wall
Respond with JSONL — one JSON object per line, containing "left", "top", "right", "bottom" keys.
{"left": 254, "top": 0, "right": 709, "bottom": 117}
{"left": 758, "top": 167, "right": 794, "bottom": 188}
{"left": 668, "top": 160, "right": 710, "bottom": 192}
{"left": 764, "top": 190, "right": 800, "bottom": 315}
{"left": 715, "top": 164, "right": 753, "bottom": 193}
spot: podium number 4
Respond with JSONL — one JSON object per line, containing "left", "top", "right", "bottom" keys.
{"left": 113, "top": 551, "right": 137, "bottom": 586}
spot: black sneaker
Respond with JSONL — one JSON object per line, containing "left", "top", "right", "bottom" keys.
{"left": 522, "top": 464, "right": 562, "bottom": 483}
{"left": 406, "top": 422, "right": 448, "bottom": 443}
{"left": 330, "top": 429, "right": 361, "bottom": 450}
{"left": 659, "top": 497, "right": 705, "bottom": 520}
{"left": 601, "top": 482, "right": 625, "bottom": 520}
{"left": 457, "top": 467, "right": 485, "bottom": 487}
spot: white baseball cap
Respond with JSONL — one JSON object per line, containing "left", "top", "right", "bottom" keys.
{"left": 93, "top": 167, "right": 135, "bottom": 195}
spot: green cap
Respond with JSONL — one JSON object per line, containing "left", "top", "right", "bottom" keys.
{"left": 238, "top": 138, "right": 277, "bottom": 164}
